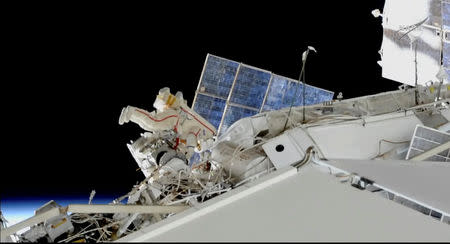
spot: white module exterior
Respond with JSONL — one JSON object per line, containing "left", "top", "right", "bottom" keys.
{"left": 379, "top": 0, "right": 446, "bottom": 86}
{"left": 118, "top": 166, "right": 450, "bottom": 242}
{"left": 306, "top": 112, "right": 423, "bottom": 159}
{"left": 321, "top": 158, "right": 450, "bottom": 215}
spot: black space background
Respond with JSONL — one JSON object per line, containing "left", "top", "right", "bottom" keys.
{"left": 3, "top": 2, "right": 398, "bottom": 200}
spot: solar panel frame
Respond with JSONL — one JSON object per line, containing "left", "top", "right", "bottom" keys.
{"left": 261, "top": 74, "right": 334, "bottom": 112}
{"left": 260, "top": 74, "right": 274, "bottom": 112}
{"left": 229, "top": 64, "right": 272, "bottom": 109}
{"left": 192, "top": 93, "right": 227, "bottom": 130}
{"left": 217, "top": 62, "right": 242, "bottom": 134}
{"left": 192, "top": 54, "right": 240, "bottom": 102}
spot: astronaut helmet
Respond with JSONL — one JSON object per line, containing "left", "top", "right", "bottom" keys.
{"left": 153, "top": 87, "right": 185, "bottom": 112}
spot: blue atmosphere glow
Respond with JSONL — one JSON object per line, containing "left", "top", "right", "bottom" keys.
{"left": 0, "top": 194, "right": 121, "bottom": 229}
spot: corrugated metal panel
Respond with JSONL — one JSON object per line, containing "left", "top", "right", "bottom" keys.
{"left": 406, "top": 124, "right": 450, "bottom": 161}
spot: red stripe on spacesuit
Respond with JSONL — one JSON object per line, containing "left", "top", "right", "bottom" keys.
{"left": 180, "top": 107, "right": 215, "bottom": 135}
{"left": 188, "top": 128, "right": 201, "bottom": 138}
{"left": 173, "top": 137, "right": 180, "bottom": 150}
{"left": 174, "top": 116, "right": 180, "bottom": 132}
{"left": 135, "top": 109, "right": 178, "bottom": 122}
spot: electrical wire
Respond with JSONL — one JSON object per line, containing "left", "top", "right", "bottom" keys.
{"left": 284, "top": 50, "right": 308, "bottom": 131}
{"left": 235, "top": 156, "right": 268, "bottom": 180}
{"left": 226, "top": 138, "right": 268, "bottom": 181}
{"left": 292, "top": 146, "right": 314, "bottom": 169}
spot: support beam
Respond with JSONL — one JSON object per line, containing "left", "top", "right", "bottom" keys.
{"left": 0, "top": 207, "right": 61, "bottom": 238}
{"left": 409, "top": 141, "right": 450, "bottom": 161}
{"left": 0, "top": 204, "right": 189, "bottom": 238}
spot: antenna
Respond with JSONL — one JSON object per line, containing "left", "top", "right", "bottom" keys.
{"left": 414, "top": 39, "right": 419, "bottom": 105}
{"left": 283, "top": 46, "right": 317, "bottom": 130}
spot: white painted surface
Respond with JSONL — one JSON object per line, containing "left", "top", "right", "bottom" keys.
{"left": 119, "top": 166, "right": 450, "bottom": 242}
{"left": 262, "top": 133, "right": 305, "bottom": 169}
{"left": 440, "top": 109, "right": 450, "bottom": 122}
{"left": 118, "top": 167, "right": 298, "bottom": 242}
{"left": 307, "top": 113, "right": 422, "bottom": 159}
{"left": 324, "top": 158, "right": 450, "bottom": 215}
{"left": 381, "top": 0, "right": 443, "bottom": 86}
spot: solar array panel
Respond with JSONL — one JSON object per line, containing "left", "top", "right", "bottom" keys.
{"left": 444, "top": 1, "right": 450, "bottom": 28}
{"left": 445, "top": 1, "right": 450, "bottom": 79}
{"left": 406, "top": 125, "right": 450, "bottom": 161}
{"left": 192, "top": 94, "right": 226, "bottom": 130}
{"left": 192, "top": 54, "right": 334, "bottom": 135}
{"left": 229, "top": 65, "right": 272, "bottom": 109}
{"left": 197, "top": 55, "right": 238, "bottom": 98}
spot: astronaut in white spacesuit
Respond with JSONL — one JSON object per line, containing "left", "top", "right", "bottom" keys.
{"left": 119, "top": 87, "right": 216, "bottom": 167}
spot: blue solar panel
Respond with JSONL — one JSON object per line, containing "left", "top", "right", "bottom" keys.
{"left": 189, "top": 152, "right": 201, "bottom": 166}
{"left": 230, "top": 65, "right": 271, "bottom": 109}
{"left": 305, "top": 85, "right": 319, "bottom": 105}
{"left": 219, "top": 106, "right": 258, "bottom": 135}
{"left": 262, "top": 75, "right": 333, "bottom": 111}
{"left": 444, "top": 42, "right": 450, "bottom": 68}
{"left": 262, "top": 75, "right": 301, "bottom": 111}
{"left": 441, "top": 2, "right": 450, "bottom": 83}
{"left": 444, "top": 2, "right": 450, "bottom": 29}
{"left": 316, "top": 88, "right": 334, "bottom": 104}
{"left": 198, "top": 55, "right": 239, "bottom": 99}
{"left": 192, "top": 94, "right": 226, "bottom": 129}
{"left": 192, "top": 54, "right": 334, "bottom": 136}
